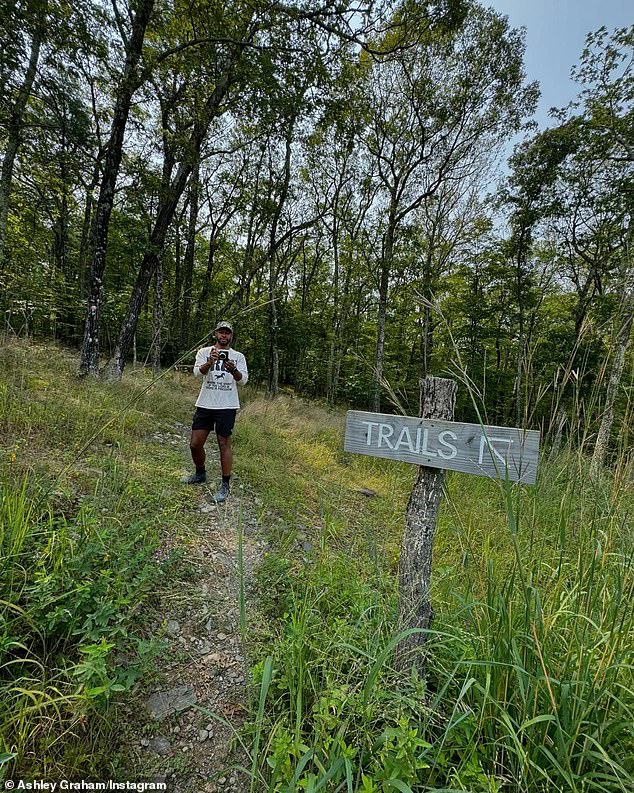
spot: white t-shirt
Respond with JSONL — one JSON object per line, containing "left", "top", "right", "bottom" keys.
{"left": 193, "top": 346, "right": 249, "bottom": 409}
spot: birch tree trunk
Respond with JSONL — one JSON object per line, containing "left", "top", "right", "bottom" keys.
{"left": 395, "top": 376, "right": 457, "bottom": 670}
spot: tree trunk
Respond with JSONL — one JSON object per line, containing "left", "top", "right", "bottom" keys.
{"left": 101, "top": 165, "right": 191, "bottom": 381}
{"left": 590, "top": 310, "right": 633, "bottom": 474}
{"left": 370, "top": 197, "right": 396, "bottom": 413}
{"left": 590, "top": 229, "right": 634, "bottom": 475}
{"left": 0, "top": 28, "right": 41, "bottom": 270}
{"left": 78, "top": 158, "right": 102, "bottom": 301}
{"left": 53, "top": 107, "right": 75, "bottom": 343}
{"left": 418, "top": 239, "right": 436, "bottom": 394}
{"left": 395, "top": 376, "right": 457, "bottom": 670}
{"left": 171, "top": 208, "right": 184, "bottom": 341}
{"left": 152, "top": 256, "right": 163, "bottom": 377}
{"left": 193, "top": 231, "right": 217, "bottom": 329}
{"left": 180, "top": 159, "right": 199, "bottom": 348}
{"left": 78, "top": 0, "right": 155, "bottom": 376}
{"left": 513, "top": 250, "right": 529, "bottom": 426}
{"left": 370, "top": 258, "right": 389, "bottom": 412}
{"left": 268, "top": 272, "right": 280, "bottom": 397}
{"left": 267, "top": 117, "right": 295, "bottom": 398}
{"left": 419, "top": 302, "right": 434, "bottom": 415}
{"left": 102, "top": 63, "right": 237, "bottom": 381}
{"left": 371, "top": 208, "right": 396, "bottom": 412}
{"left": 327, "top": 214, "right": 341, "bottom": 403}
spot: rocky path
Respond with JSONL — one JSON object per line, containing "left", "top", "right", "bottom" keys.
{"left": 120, "top": 427, "right": 267, "bottom": 792}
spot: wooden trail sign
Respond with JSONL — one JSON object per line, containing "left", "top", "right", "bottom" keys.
{"left": 344, "top": 410, "right": 540, "bottom": 484}
{"left": 344, "top": 378, "right": 542, "bottom": 670}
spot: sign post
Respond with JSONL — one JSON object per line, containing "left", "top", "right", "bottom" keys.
{"left": 344, "top": 377, "right": 541, "bottom": 669}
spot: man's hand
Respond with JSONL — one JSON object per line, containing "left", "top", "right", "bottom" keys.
{"left": 225, "top": 359, "right": 241, "bottom": 379}
{"left": 199, "top": 348, "right": 219, "bottom": 375}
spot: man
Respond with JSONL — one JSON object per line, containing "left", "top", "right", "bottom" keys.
{"left": 181, "top": 321, "right": 249, "bottom": 503}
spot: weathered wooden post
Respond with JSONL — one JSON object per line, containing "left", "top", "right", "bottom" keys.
{"left": 343, "top": 382, "right": 540, "bottom": 671}
{"left": 395, "top": 376, "right": 456, "bottom": 669}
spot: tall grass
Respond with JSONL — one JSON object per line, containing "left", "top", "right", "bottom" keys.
{"left": 2, "top": 337, "right": 632, "bottom": 790}
{"left": 0, "top": 339, "right": 191, "bottom": 780}
{"left": 237, "top": 392, "right": 634, "bottom": 792}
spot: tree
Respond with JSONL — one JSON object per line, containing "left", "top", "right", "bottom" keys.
{"left": 360, "top": 1, "right": 537, "bottom": 411}
{"left": 501, "top": 122, "right": 582, "bottom": 424}
{"left": 101, "top": 43, "right": 250, "bottom": 380}
{"left": 570, "top": 26, "right": 634, "bottom": 472}
{"left": 78, "top": 0, "right": 156, "bottom": 376}
{"left": 0, "top": 0, "right": 45, "bottom": 270}
{"left": 304, "top": 121, "right": 378, "bottom": 402}
{"left": 93, "top": 0, "right": 387, "bottom": 381}
{"left": 0, "top": 0, "right": 106, "bottom": 337}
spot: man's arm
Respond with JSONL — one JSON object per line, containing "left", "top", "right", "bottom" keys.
{"left": 194, "top": 347, "right": 215, "bottom": 377}
{"left": 236, "top": 354, "right": 249, "bottom": 384}
{"left": 226, "top": 353, "right": 248, "bottom": 384}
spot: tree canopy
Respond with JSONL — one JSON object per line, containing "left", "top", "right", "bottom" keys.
{"left": 0, "top": 1, "right": 632, "bottom": 461}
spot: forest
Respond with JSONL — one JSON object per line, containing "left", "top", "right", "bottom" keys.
{"left": 0, "top": 0, "right": 631, "bottom": 452}
{"left": 1, "top": 0, "right": 633, "bottom": 790}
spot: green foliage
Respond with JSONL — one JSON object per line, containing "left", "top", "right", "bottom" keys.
{"left": 0, "top": 339, "right": 188, "bottom": 779}
{"left": 1, "top": 0, "right": 631, "bottom": 464}
{"left": 1, "top": 337, "right": 632, "bottom": 789}
{"left": 240, "top": 394, "right": 634, "bottom": 792}
{"left": 0, "top": 472, "right": 165, "bottom": 777}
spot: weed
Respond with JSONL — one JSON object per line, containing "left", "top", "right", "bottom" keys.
{"left": 2, "top": 339, "right": 632, "bottom": 791}
{"left": 0, "top": 339, "right": 190, "bottom": 779}
{"left": 239, "top": 392, "right": 634, "bottom": 792}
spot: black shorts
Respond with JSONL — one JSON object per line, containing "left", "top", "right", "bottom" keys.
{"left": 192, "top": 408, "right": 237, "bottom": 436}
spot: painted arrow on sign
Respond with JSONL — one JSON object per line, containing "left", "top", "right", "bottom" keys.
{"left": 344, "top": 410, "right": 540, "bottom": 484}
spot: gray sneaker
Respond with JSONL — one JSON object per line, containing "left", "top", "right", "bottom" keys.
{"left": 211, "top": 482, "right": 230, "bottom": 503}
{"left": 180, "top": 471, "right": 206, "bottom": 484}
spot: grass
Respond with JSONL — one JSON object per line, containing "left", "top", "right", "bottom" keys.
{"left": 234, "top": 393, "right": 634, "bottom": 792}
{"left": 0, "top": 338, "right": 199, "bottom": 780}
{"left": 1, "top": 338, "right": 632, "bottom": 791}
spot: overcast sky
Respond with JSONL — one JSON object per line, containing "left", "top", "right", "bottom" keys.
{"left": 485, "top": 0, "right": 632, "bottom": 127}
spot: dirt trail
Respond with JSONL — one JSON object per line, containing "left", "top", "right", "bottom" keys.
{"left": 120, "top": 428, "right": 266, "bottom": 792}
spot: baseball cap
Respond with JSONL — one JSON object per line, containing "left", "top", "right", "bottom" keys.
{"left": 214, "top": 320, "right": 233, "bottom": 332}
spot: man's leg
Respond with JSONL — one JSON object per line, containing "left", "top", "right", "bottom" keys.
{"left": 191, "top": 428, "right": 211, "bottom": 469}
{"left": 212, "top": 433, "right": 232, "bottom": 502}
{"left": 181, "top": 428, "right": 210, "bottom": 483}
{"left": 217, "top": 433, "right": 233, "bottom": 477}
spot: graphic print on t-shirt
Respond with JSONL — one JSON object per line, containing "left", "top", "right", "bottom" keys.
{"left": 206, "top": 356, "right": 233, "bottom": 391}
